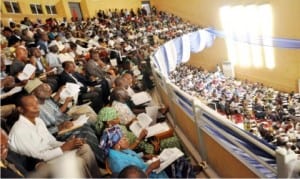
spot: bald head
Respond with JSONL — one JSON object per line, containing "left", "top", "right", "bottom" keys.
{"left": 15, "top": 46, "right": 28, "bottom": 61}
{"left": 110, "top": 87, "right": 129, "bottom": 103}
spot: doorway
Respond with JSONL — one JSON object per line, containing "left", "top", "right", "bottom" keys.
{"left": 68, "top": 2, "right": 83, "bottom": 21}
{"left": 141, "top": 1, "right": 151, "bottom": 15}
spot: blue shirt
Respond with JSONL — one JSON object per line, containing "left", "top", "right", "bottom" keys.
{"left": 108, "top": 149, "right": 168, "bottom": 178}
{"left": 39, "top": 98, "right": 71, "bottom": 134}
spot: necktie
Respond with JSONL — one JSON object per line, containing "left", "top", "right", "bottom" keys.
{"left": 69, "top": 73, "right": 84, "bottom": 87}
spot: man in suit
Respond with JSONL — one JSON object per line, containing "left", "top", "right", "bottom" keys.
{"left": 59, "top": 61, "right": 104, "bottom": 112}
{"left": 36, "top": 32, "right": 49, "bottom": 55}
{"left": 85, "top": 49, "right": 111, "bottom": 103}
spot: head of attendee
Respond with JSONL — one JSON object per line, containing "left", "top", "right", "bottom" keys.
{"left": 62, "top": 61, "right": 76, "bottom": 74}
{"left": 15, "top": 46, "right": 28, "bottom": 62}
{"left": 97, "top": 107, "right": 120, "bottom": 131}
{"left": 8, "top": 35, "right": 22, "bottom": 47}
{"left": 2, "top": 27, "right": 13, "bottom": 38}
{"left": 122, "top": 73, "right": 134, "bottom": 87}
{"left": 114, "top": 76, "right": 128, "bottom": 89}
{"left": 24, "top": 78, "right": 51, "bottom": 103}
{"left": 30, "top": 47, "right": 42, "bottom": 58}
{"left": 99, "top": 125, "right": 125, "bottom": 156}
{"left": 118, "top": 165, "right": 147, "bottom": 178}
{"left": 16, "top": 95, "right": 40, "bottom": 122}
{"left": 110, "top": 87, "right": 130, "bottom": 104}
{"left": 49, "top": 42, "right": 59, "bottom": 53}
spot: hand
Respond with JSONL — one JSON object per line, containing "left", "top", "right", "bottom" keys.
{"left": 56, "top": 85, "right": 66, "bottom": 96}
{"left": 58, "top": 121, "right": 73, "bottom": 131}
{"left": 39, "top": 73, "right": 47, "bottom": 81}
{"left": 149, "top": 159, "right": 160, "bottom": 170}
{"left": 138, "top": 129, "right": 148, "bottom": 140}
{"left": 35, "top": 162, "right": 47, "bottom": 170}
{"left": 1, "top": 76, "right": 15, "bottom": 88}
{"left": 65, "top": 97, "right": 73, "bottom": 104}
{"left": 61, "top": 136, "right": 85, "bottom": 151}
{"left": 142, "top": 154, "right": 156, "bottom": 160}
{"left": 88, "top": 86, "right": 95, "bottom": 92}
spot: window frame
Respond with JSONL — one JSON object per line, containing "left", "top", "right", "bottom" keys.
{"left": 29, "top": 3, "right": 43, "bottom": 15}
{"left": 45, "top": 5, "right": 57, "bottom": 15}
{"left": 3, "top": 0, "right": 21, "bottom": 14}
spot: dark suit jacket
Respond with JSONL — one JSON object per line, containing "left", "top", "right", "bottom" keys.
{"left": 36, "top": 40, "right": 48, "bottom": 54}
{"left": 59, "top": 71, "right": 94, "bottom": 93}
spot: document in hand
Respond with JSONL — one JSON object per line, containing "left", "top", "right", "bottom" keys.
{"left": 153, "top": 147, "right": 184, "bottom": 173}
{"left": 129, "top": 113, "right": 170, "bottom": 138}
{"left": 59, "top": 83, "right": 81, "bottom": 104}
{"left": 131, "top": 92, "right": 152, "bottom": 105}
{"left": 58, "top": 114, "right": 89, "bottom": 135}
{"left": 110, "top": 58, "right": 117, "bottom": 67}
{"left": 145, "top": 122, "right": 170, "bottom": 138}
{"left": 0, "top": 86, "right": 23, "bottom": 99}
{"left": 18, "top": 64, "right": 36, "bottom": 81}
{"left": 129, "top": 113, "right": 152, "bottom": 137}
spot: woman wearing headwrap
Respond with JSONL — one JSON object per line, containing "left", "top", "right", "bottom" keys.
{"left": 99, "top": 125, "right": 169, "bottom": 178}
{"left": 97, "top": 107, "right": 154, "bottom": 154}
{"left": 99, "top": 125, "right": 202, "bottom": 178}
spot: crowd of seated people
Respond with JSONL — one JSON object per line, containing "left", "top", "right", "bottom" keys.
{"left": 1, "top": 7, "right": 205, "bottom": 178}
{"left": 169, "top": 63, "right": 300, "bottom": 154}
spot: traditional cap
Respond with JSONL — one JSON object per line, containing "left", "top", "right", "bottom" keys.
{"left": 99, "top": 125, "right": 123, "bottom": 156}
{"left": 98, "top": 107, "right": 118, "bottom": 122}
{"left": 24, "top": 78, "right": 43, "bottom": 93}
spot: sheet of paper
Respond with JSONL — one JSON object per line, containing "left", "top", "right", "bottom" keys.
{"left": 59, "top": 83, "right": 80, "bottom": 104}
{"left": 154, "top": 147, "right": 184, "bottom": 173}
{"left": 131, "top": 91, "right": 152, "bottom": 105}
{"left": 129, "top": 121, "right": 143, "bottom": 137}
{"left": 129, "top": 113, "right": 153, "bottom": 137}
{"left": 18, "top": 64, "right": 36, "bottom": 81}
{"left": 136, "top": 113, "right": 153, "bottom": 128}
{"left": 72, "top": 114, "right": 89, "bottom": 126}
{"left": 58, "top": 115, "right": 88, "bottom": 135}
{"left": 110, "top": 58, "right": 117, "bottom": 66}
{"left": 146, "top": 106, "right": 159, "bottom": 123}
{"left": 146, "top": 122, "right": 170, "bottom": 138}
{"left": 0, "top": 86, "right": 23, "bottom": 99}
{"left": 7, "top": 86, "right": 23, "bottom": 95}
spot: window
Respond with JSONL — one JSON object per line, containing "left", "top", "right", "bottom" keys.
{"left": 220, "top": 4, "right": 274, "bottom": 69}
{"left": 45, "top": 5, "right": 57, "bottom": 14}
{"left": 30, "top": 4, "right": 43, "bottom": 14}
{"left": 4, "top": 1, "right": 21, "bottom": 13}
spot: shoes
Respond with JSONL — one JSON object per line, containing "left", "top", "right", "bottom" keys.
{"left": 192, "top": 165, "right": 203, "bottom": 175}
{"left": 193, "top": 161, "right": 207, "bottom": 175}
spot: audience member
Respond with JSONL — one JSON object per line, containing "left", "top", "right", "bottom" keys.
{"left": 8, "top": 95, "right": 101, "bottom": 177}
{"left": 59, "top": 61, "right": 104, "bottom": 112}
{"left": 24, "top": 78, "right": 105, "bottom": 165}
{"left": 118, "top": 165, "right": 147, "bottom": 178}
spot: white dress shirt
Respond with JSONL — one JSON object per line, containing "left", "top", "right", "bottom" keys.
{"left": 8, "top": 115, "right": 64, "bottom": 161}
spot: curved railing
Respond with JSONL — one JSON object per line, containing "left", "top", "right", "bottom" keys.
{"left": 148, "top": 29, "right": 290, "bottom": 178}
